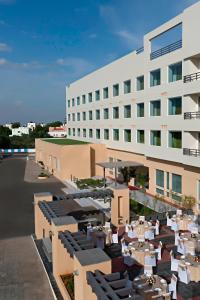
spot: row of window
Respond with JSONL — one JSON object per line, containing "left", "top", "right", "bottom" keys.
{"left": 68, "top": 128, "right": 182, "bottom": 148}
{"left": 67, "top": 97, "right": 182, "bottom": 121}
{"left": 67, "top": 62, "right": 182, "bottom": 108}
{"left": 156, "top": 169, "right": 182, "bottom": 201}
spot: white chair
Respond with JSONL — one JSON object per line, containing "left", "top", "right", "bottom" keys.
{"left": 128, "top": 229, "right": 137, "bottom": 239}
{"left": 155, "top": 241, "right": 162, "bottom": 260}
{"left": 175, "top": 231, "right": 179, "bottom": 246}
{"left": 125, "top": 223, "right": 129, "bottom": 233}
{"left": 123, "top": 252, "right": 134, "bottom": 267}
{"left": 144, "top": 265, "right": 153, "bottom": 276}
{"left": 155, "top": 220, "right": 160, "bottom": 236}
{"left": 144, "top": 252, "right": 156, "bottom": 267}
{"left": 121, "top": 240, "right": 127, "bottom": 253}
{"left": 176, "top": 209, "right": 182, "bottom": 216}
{"left": 168, "top": 274, "right": 177, "bottom": 299}
{"left": 170, "top": 251, "right": 179, "bottom": 272}
{"left": 177, "top": 239, "right": 186, "bottom": 255}
{"left": 138, "top": 235, "right": 145, "bottom": 242}
{"left": 112, "top": 233, "right": 118, "bottom": 244}
{"left": 178, "top": 264, "right": 190, "bottom": 284}
{"left": 139, "top": 216, "right": 145, "bottom": 222}
{"left": 86, "top": 225, "right": 93, "bottom": 241}
{"left": 171, "top": 220, "right": 179, "bottom": 232}
{"left": 104, "top": 221, "right": 111, "bottom": 228}
{"left": 191, "top": 227, "right": 198, "bottom": 234}
{"left": 167, "top": 215, "right": 172, "bottom": 227}
{"left": 144, "top": 228, "right": 155, "bottom": 240}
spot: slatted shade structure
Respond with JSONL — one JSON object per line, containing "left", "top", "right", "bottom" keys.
{"left": 97, "top": 161, "right": 144, "bottom": 186}
{"left": 87, "top": 270, "right": 135, "bottom": 300}
{"left": 59, "top": 230, "right": 95, "bottom": 257}
{"left": 61, "top": 189, "right": 113, "bottom": 200}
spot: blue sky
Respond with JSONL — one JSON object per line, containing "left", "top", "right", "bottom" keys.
{"left": 0, "top": 0, "right": 198, "bottom": 124}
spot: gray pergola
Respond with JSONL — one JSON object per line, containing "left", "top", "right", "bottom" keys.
{"left": 96, "top": 161, "right": 144, "bottom": 186}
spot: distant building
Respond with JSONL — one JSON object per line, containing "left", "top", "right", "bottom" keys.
{"left": 48, "top": 126, "right": 67, "bottom": 138}
{"left": 4, "top": 123, "right": 12, "bottom": 130}
{"left": 10, "top": 127, "right": 30, "bottom": 137}
{"left": 27, "top": 122, "right": 36, "bottom": 131}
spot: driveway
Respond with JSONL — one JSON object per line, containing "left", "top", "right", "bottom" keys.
{"left": 0, "top": 157, "right": 65, "bottom": 299}
{"left": 0, "top": 236, "right": 54, "bottom": 300}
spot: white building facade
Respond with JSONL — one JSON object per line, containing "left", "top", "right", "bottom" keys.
{"left": 66, "top": 2, "right": 200, "bottom": 212}
{"left": 10, "top": 127, "right": 30, "bottom": 137}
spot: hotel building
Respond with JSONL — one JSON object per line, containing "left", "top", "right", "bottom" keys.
{"left": 65, "top": 2, "right": 200, "bottom": 213}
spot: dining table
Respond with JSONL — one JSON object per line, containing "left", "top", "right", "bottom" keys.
{"left": 179, "top": 254, "right": 200, "bottom": 282}
{"left": 133, "top": 274, "right": 168, "bottom": 300}
{"left": 127, "top": 241, "right": 155, "bottom": 265}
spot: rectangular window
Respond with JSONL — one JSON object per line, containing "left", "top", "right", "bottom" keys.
{"left": 104, "top": 129, "right": 109, "bottom": 140}
{"left": 156, "top": 188, "right": 164, "bottom": 195}
{"left": 68, "top": 100, "right": 70, "bottom": 108}
{"left": 82, "top": 112, "right": 86, "bottom": 121}
{"left": 77, "top": 97, "right": 80, "bottom": 105}
{"left": 77, "top": 113, "right": 80, "bottom": 121}
{"left": 72, "top": 98, "right": 75, "bottom": 106}
{"left": 72, "top": 113, "right": 75, "bottom": 121}
{"left": 168, "top": 97, "right": 182, "bottom": 115}
{"left": 150, "top": 69, "right": 161, "bottom": 87}
{"left": 124, "top": 80, "right": 131, "bottom": 94}
{"left": 156, "top": 169, "right": 164, "bottom": 188}
{"left": 96, "top": 129, "right": 100, "bottom": 139}
{"left": 77, "top": 128, "right": 80, "bottom": 137}
{"left": 68, "top": 114, "right": 71, "bottom": 122}
{"left": 137, "top": 76, "right": 144, "bottom": 91}
{"left": 151, "top": 130, "right": 161, "bottom": 146}
{"left": 124, "top": 105, "right": 131, "bottom": 118}
{"left": 169, "top": 131, "right": 182, "bottom": 148}
{"left": 88, "top": 92, "right": 92, "bottom": 102}
{"left": 113, "top": 107, "right": 119, "bottom": 119}
{"left": 83, "top": 128, "right": 86, "bottom": 138}
{"left": 150, "top": 100, "right": 161, "bottom": 116}
{"left": 96, "top": 109, "right": 100, "bottom": 120}
{"left": 113, "top": 129, "right": 119, "bottom": 141}
{"left": 169, "top": 62, "right": 182, "bottom": 82}
{"left": 68, "top": 128, "right": 71, "bottom": 136}
{"left": 103, "top": 87, "right": 109, "bottom": 99}
{"left": 104, "top": 108, "right": 109, "bottom": 119}
{"left": 124, "top": 129, "right": 131, "bottom": 142}
{"left": 172, "top": 173, "right": 182, "bottom": 201}
{"left": 89, "top": 129, "right": 93, "bottom": 138}
{"left": 137, "top": 130, "right": 145, "bottom": 144}
{"left": 95, "top": 90, "right": 100, "bottom": 101}
{"left": 113, "top": 84, "right": 119, "bottom": 96}
{"left": 73, "top": 128, "right": 75, "bottom": 136}
{"left": 82, "top": 95, "right": 86, "bottom": 104}
{"left": 137, "top": 103, "right": 144, "bottom": 117}
{"left": 89, "top": 110, "right": 93, "bottom": 120}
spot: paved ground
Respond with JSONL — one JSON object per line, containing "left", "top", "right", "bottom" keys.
{"left": 0, "top": 157, "right": 65, "bottom": 299}
{"left": 0, "top": 236, "right": 54, "bottom": 300}
{"left": 0, "top": 157, "right": 64, "bottom": 239}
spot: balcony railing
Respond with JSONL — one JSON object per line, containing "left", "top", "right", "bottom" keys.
{"left": 184, "top": 111, "right": 200, "bottom": 119}
{"left": 136, "top": 46, "right": 144, "bottom": 54}
{"left": 184, "top": 71, "right": 200, "bottom": 83}
{"left": 150, "top": 40, "right": 182, "bottom": 60}
{"left": 183, "top": 148, "right": 200, "bottom": 157}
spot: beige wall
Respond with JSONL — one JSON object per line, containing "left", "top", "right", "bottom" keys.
{"left": 110, "top": 185, "right": 130, "bottom": 226}
{"left": 107, "top": 148, "right": 200, "bottom": 212}
{"left": 35, "top": 139, "right": 107, "bottom": 180}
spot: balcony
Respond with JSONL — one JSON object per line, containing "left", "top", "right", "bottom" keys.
{"left": 184, "top": 71, "right": 200, "bottom": 83}
{"left": 184, "top": 111, "right": 200, "bottom": 119}
{"left": 183, "top": 148, "right": 200, "bottom": 157}
{"left": 136, "top": 46, "right": 144, "bottom": 54}
{"left": 150, "top": 40, "right": 182, "bottom": 60}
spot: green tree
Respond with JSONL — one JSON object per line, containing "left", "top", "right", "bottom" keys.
{"left": 0, "top": 136, "right": 10, "bottom": 148}
{"left": 0, "top": 126, "right": 11, "bottom": 137}
{"left": 12, "top": 122, "right": 20, "bottom": 128}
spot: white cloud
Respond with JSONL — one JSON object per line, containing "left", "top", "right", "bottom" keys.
{"left": 0, "top": 58, "right": 42, "bottom": 69}
{"left": 0, "top": 0, "right": 15, "bottom": 4}
{"left": 0, "top": 43, "right": 12, "bottom": 52}
{"left": 56, "top": 57, "right": 94, "bottom": 77}
{"left": 116, "top": 30, "right": 140, "bottom": 48}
